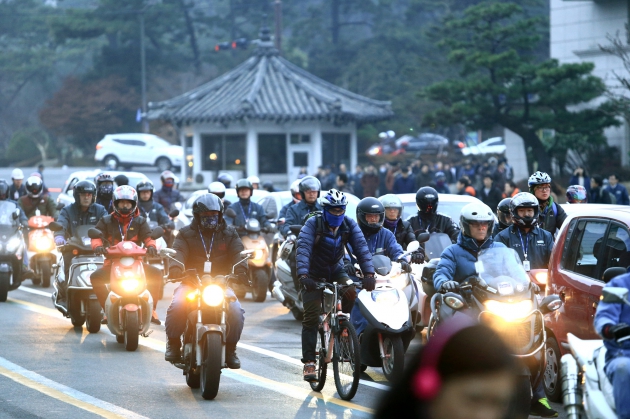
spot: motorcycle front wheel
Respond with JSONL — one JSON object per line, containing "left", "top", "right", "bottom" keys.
{"left": 200, "top": 332, "right": 222, "bottom": 400}
{"left": 124, "top": 310, "right": 139, "bottom": 351}
{"left": 41, "top": 262, "right": 51, "bottom": 288}
{"left": 85, "top": 299, "right": 101, "bottom": 333}
{"left": 0, "top": 272, "right": 9, "bottom": 302}
{"left": 381, "top": 335, "right": 404, "bottom": 382}
{"left": 251, "top": 269, "right": 268, "bottom": 303}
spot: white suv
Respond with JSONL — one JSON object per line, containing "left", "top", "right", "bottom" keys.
{"left": 94, "top": 133, "right": 183, "bottom": 171}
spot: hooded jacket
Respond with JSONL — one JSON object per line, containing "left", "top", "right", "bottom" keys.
{"left": 433, "top": 232, "right": 506, "bottom": 291}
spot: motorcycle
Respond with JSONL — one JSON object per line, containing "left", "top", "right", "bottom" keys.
{"left": 162, "top": 247, "right": 253, "bottom": 400}
{"left": 427, "top": 246, "right": 563, "bottom": 419}
{"left": 49, "top": 222, "right": 104, "bottom": 332}
{"left": 272, "top": 225, "right": 304, "bottom": 320}
{"left": 561, "top": 286, "right": 629, "bottom": 419}
{"left": 27, "top": 210, "right": 57, "bottom": 288}
{"left": 226, "top": 208, "right": 271, "bottom": 303}
{"left": 87, "top": 227, "right": 163, "bottom": 351}
{"left": 0, "top": 201, "right": 26, "bottom": 302}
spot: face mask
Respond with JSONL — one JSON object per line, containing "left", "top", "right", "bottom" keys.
{"left": 200, "top": 214, "right": 219, "bottom": 230}
{"left": 99, "top": 185, "right": 113, "bottom": 195}
{"left": 323, "top": 209, "right": 344, "bottom": 227}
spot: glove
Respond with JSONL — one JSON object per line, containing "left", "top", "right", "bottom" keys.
{"left": 94, "top": 246, "right": 106, "bottom": 256}
{"left": 399, "top": 260, "right": 412, "bottom": 273}
{"left": 440, "top": 281, "right": 459, "bottom": 292}
{"left": 146, "top": 246, "right": 158, "bottom": 257}
{"left": 299, "top": 275, "right": 317, "bottom": 292}
{"left": 604, "top": 323, "right": 630, "bottom": 341}
{"left": 55, "top": 236, "right": 66, "bottom": 246}
{"left": 343, "top": 259, "right": 356, "bottom": 277}
{"left": 362, "top": 274, "right": 376, "bottom": 292}
{"left": 410, "top": 250, "right": 425, "bottom": 264}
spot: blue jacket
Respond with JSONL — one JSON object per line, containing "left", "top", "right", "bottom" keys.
{"left": 153, "top": 187, "right": 184, "bottom": 211}
{"left": 225, "top": 200, "right": 270, "bottom": 230}
{"left": 280, "top": 200, "right": 322, "bottom": 237}
{"left": 348, "top": 227, "right": 404, "bottom": 262}
{"left": 296, "top": 215, "right": 374, "bottom": 280}
{"left": 606, "top": 184, "right": 630, "bottom": 206}
{"left": 433, "top": 232, "right": 506, "bottom": 291}
{"left": 55, "top": 203, "right": 107, "bottom": 240}
{"left": 495, "top": 225, "right": 554, "bottom": 269}
{"left": 594, "top": 274, "right": 630, "bottom": 360}
{"left": 393, "top": 175, "right": 416, "bottom": 194}
{"left": 138, "top": 201, "right": 170, "bottom": 225}
{"left": 278, "top": 201, "right": 297, "bottom": 221}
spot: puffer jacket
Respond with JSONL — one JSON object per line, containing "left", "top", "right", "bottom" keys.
{"left": 433, "top": 232, "right": 506, "bottom": 291}
{"left": 55, "top": 203, "right": 107, "bottom": 240}
{"left": 595, "top": 274, "right": 630, "bottom": 362}
{"left": 296, "top": 215, "right": 374, "bottom": 281}
{"left": 280, "top": 200, "right": 322, "bottom": 237}
{"left": 225, "top": 200, "right": 270, "bottom": 233}
{"left": 495, "top": 225, "right": 554, "bottom": 269}
{"left": 407, "top": 212, "right": 460, "bottom": 243}
{"left": 171, "top": 218, "right": 247, "bottom": 281}
{"left": 348, "top": 227, "right": 404, "bottom": 261}
{"left": 383, "top": 218, "right": 416, "bottom": 250}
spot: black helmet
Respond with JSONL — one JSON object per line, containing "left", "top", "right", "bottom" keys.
{"left": 0, "top": 180, "right": 9, "bottom": 200}
{"left": 298, "top": 176, "right": 321, "bottom": 200}
{"left": 497, "top": 198, "right": 512, "bottom": 228}
{"left": 357, "top": 197, "right": 385, "bottom": 235}
{"left": 235, "top": 178, "right": 253, "bottom": 194}
{"left": 509, "top": 192, "right": 539, "bottom": 228}
{"left": 192, "top": 193, "right": 224, "bottom": 229}
{"left": 73, "top": 180, "right": 97, "bottom": 204}
{"left": 136, "top": 181, "right": 155, "bottom": 201}
{"left": 416, "top": 186, "right": 439, "bottom": 215}
{"left": 25, "top": 176, "right": 44, "bottom": 198}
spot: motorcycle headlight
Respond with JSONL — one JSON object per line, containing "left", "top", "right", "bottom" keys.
{"left": 371, "top": 289, "right": 399, "bottom": 306}
{"left": 252, "top": 249, "right": 265, "bottom": 263}
{"left": 120, "top": 278, "right": 140, "bottom": 292}
{"left": 445, "top": 295, "right": 465, "bottom": 310}
{"left": 36, "top": 236, "right": 54, "bottom": 252}
{"left": 202, "top": 284, "right": 224, "bottom": 306}
{"left": 484, "top": 300, "right": 533, "bottom": 322}
{"left": 6, "top": 237, "right": 21, "bottom": 252}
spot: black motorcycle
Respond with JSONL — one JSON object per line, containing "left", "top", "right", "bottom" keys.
{"left": 0, "top": 201, "right": 25, "bottom": 302}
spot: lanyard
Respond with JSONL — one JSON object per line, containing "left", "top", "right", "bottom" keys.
{"left": 517, "top": 229, "right": 529, "bottom": 260}
{"left": 239, "top": 202, "right": 250, "bottom": 222}
{"left": 117, "top": 216, "right": 133, "bottom": 241}
{"left": 198, "top": 230, "right": 214, "bottom": 261}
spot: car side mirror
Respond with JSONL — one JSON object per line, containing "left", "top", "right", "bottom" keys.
{"left": 225, "top": 208, "right": 237, "bottom": 218}
{"left": 151, "top": 227, "right": 164, "bottom": 240}
{"left": 417, "top": 232, "right": 431, "bottom": 244}
{"left": 406, "top": 241, "right": 420, "bottom": 253}
{"left": 540, "top": 295, "right": 563, "bottom": 315}
{"left": 169, "top": 210, "right": 180, "bottom": 218}
{"left": 602, "top": 287, "right": 630, "bottom": 304}
{"left": 48, "top": 221, "right": 63, "bottom": 232}
{"left": 87, "top": 228, "right": 103, "bottom": 239}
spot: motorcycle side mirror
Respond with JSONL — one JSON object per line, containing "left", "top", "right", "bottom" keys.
{"left": 417, "top": 232, "right": 431, "bottom": 244}
{"left": 289, "top": 225, "right": 302, "bottom": 236}
{"left": 540, "top": 295, "right": 563, "bottom": 315}
{"left": 56, "top": 202, "right": 65, "bottom": 210}
{"left": 602, "top": 287, "right": 630, "bottom": 304}
{"left": 225, "top": 208, "right": 237, "bottom": 218}
{"left": 169, "top": 210, "right": 180, "bottom": 218}
{"left": 48, "top": 221, "right": 63, "bottom": 232}
{"left": 87, "top": 228, "right": 103, "bottom": 239}
{"left": 151, "top": 227, "right": 164, "bottom": 240}
{"left": 240, "top": 249, "right": 254, "bottom": 259}
{"left": 160, "top": 248, "right": 177, "bottom": 256}
{"left": 406, "top": 241, "right": 420, "bottom": 253}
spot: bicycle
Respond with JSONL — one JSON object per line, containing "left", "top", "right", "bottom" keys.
{"left": 309, "top": 281, "right": 361, "bottom": 401}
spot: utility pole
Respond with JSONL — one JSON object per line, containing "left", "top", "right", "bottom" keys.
{"left": 139, "top": 10, "right": 148, "bottom": 133}
{"left": 274, "top": 0, "right": 282, "bottom": 52}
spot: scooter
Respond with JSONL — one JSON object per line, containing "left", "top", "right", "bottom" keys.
{"left": 272, "top": 225, "right": 304, "bottom": 320}
{"left": 162, "top": 247, "right": 253, "bottom": 400}
{"left": 27, "top": 210, "right": 57, "bottom": 288}
{"left": 561, "top": 286, "right": 628, "bottom": 419}
{"left": 87, "top": 227, "right": 163, "bottom": 351}
{"left": 0, "top": 202, "right": 26, "bottom": 302}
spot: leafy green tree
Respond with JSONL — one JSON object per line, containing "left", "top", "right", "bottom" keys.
{"left": 423, "top": 1, "right": 618, "bottom": 173}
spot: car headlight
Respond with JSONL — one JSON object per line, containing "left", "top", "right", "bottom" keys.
{"left": 36, "top": 236, "right": 54, "bottom": 252}
{"left": 120, "top": 278, "right": 140, "bottom": 292}
{"left": 6, "top": 237, "right": 21, "bottom": 252}
{"left": 484, "top": 300, "right": 533, "bottom": 321}
{"left": 371, "top": 289, "right": 399, "bottom": 305}
{"left": 202, "top": 284, "right": 224, "bottom": 306}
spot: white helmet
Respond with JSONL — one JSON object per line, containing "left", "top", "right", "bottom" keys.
{"left": 11, "top": 169, "right": 24, "bottom": 180}
{"left": 247, "top": 175, "right": 260, "bottom": 185}
{"left": 459, "top": 202, "right": 495, "bottom": 238}
{"left": 290, "top": 179, "right": 301, "bottom": 197}
{"left": 208, "top": 181, "right": 226, "bottom": 199}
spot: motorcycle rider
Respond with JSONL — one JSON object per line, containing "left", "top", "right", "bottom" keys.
{"left": 53, "top": 181, "right": 107, "bottom": 305}
{"left": 18, "top": 176, "right": 58, "bottom": 219}
{"left": 164, "top": 194, "right": 247, "bottom": 369}
{"left": 208, "top": 181, "right": 231, "bottom": 207}
{"left": 153, "top": 170, "right": 184, "bottom": 212}
{"left": 407, "top": 187, "right": 460, "bottom": 243}
{"left": 89, "top": 186, "right": 162, "bottom": 325}
{"left": 94, "top": 173, "right": 115, "bottom": 213}
{"left": 433, "top": 202, "right": 506, "bottom": 293}
{"left": 217, "top": 173, "right": 233, "bottom": 189}
{"left": 9, "top": 169, "right": 27, "bottom": 200}
{"left": 296, "top": 188, "right": 375, "bottom": 382}
{"left": 247, "top": 175, "right": 260, "bottom": 190}
{"left": 378, "top": 194, "right": 417, "bottom": 252}
{"left": 0, "top": 180, "right": 32, "bottom": 279}
{"left": 528, "top": 171, "right": 567, "bottom": 236}
{"left": 594, "top": 273, "right": 630, "bottom": 419}
{"left": 225, "top": 179, "right": 272, "bottom": 234}
{"left": 494, "top": 192, "right": 556, "bottom": 417}
{"left": 278, "top": 179, "right": 301, "bottom": 222}
{"left": 280, "top": 176, "right": 323, "bottom": 238}
{"left": 137, "top": 180, "right": 175, "bottom": 246}
{"left": 493, "top": 197, "right": 512, "bottom": 237}
{"left": 566, "top": 185, "right": 588, "bottom": 204}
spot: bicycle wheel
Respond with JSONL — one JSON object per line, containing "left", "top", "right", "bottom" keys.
{"left": 309, "top": 328, "right": 328, "bottom": 392}
{"left": 333, "top": 319, "right": 361, "bottom": 401}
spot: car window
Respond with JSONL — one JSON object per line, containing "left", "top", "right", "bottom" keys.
{"left": 563, "top": 219, "right": 609, "bottom": 279}
{"left": 258, "top": 196, "right": 278, "bottom": 220}
{"left": 599, "top": 222, "right": 630, "bottom": 281}
{"left": 113, "top": 139, "right": 145, "bottom": 146}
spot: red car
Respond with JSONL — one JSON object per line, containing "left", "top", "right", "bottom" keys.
{"left": 542, "top": 204, "right": 630, "bottom": 401}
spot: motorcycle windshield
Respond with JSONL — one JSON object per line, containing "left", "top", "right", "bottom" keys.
{"left": 0, "top": 201, "right": 19, "bottom": 234}
{"left": 476, "top": 247, "right": 530, "bottom": 296}
{"left": 72, "top": 225, "right": 94, "bottom": 247}
{"left": 425, "top": 233, "right": 452, "bottom": 260}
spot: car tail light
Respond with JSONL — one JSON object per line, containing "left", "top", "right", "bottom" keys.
{"left": 96, "top": 144, "right": 102, "bottom": 150}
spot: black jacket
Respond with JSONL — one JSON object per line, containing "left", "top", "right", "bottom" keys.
{"left": 538, "top": 201, "right": 567, "bottom": 237}
{"left": 383, "top": 218, "right": 416, "bottom": 250}
{"left": 172, "top": 219, "right": 247, "bottom": 282}
{"left": 55, "top": 203, "right": 107, "bottom": 239}
{"left": 407, "top": 213, "right": 460, "bottom": 243}
{"left": 477, "top": 186, "right": 503, "bottom": 212}
{"left": 138, "top": 200, "right": 170, "bottom": 225}
{"left": 495, "top": 225, "right": 554, "bottom": 269}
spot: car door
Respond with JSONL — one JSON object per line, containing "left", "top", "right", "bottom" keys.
{"left": 557, "top": 218, "right": 609, "bottom": 339}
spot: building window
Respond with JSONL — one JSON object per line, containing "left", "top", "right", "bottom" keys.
{"left": 293, "top": 151, "right": 308, "bottom": 167}
{"left": 322, "top": 133, "right": 350, "bottom": 169}
{"left": 258, "top": 134, "right": 287, "bottom": 174}
{"left": 290, "top": 134, "right": 311, "bottom": 144}
{"left": 201, "top": 134, "right": 246, "bottom": 171}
